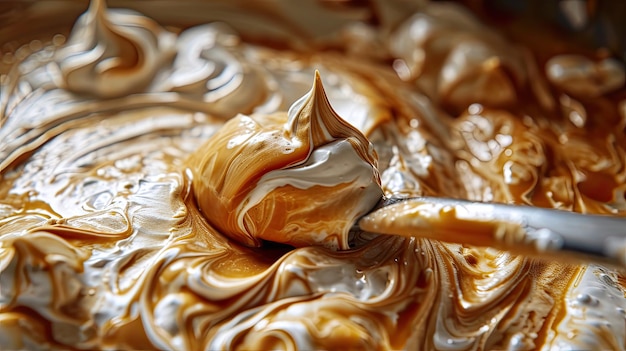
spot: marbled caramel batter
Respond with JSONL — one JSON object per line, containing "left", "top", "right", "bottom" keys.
{"left": 1, "top": 0, "right": 625, "bottom": 350}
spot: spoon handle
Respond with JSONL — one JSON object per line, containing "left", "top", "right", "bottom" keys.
{"left": 358, "top": 197, "right": 626, "bottom": 267}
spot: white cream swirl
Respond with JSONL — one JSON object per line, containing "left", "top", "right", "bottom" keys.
{"left": 547, "top": 265, "right": 626, "bottom": 350}
{"left": 55, "top": 0, "right": 176, "bottom": 98}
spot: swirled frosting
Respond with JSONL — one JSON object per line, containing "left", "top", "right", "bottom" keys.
{"left": 55, "top": 0, "right": 176, "bottom": 98}
{"left": 188, "top": 71, "right": 382, "bottom": 249}
{"left": 1, "top": 0, "right": 626, "bottom": 350}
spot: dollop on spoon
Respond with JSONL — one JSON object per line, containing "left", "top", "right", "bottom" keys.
{"left": 187, "top": 71, "right": 383, "bottom": 250}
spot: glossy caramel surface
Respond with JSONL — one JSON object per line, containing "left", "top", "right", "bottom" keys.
{"left": 1, "top": 0, "right": 625, "bottom": 350}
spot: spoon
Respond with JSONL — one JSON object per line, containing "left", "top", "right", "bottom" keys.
{"left": 357, "top": 196, "right": 626, "bottom": 267}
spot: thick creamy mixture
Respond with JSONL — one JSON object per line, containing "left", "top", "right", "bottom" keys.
{"left": 1, "top": 0, "right": 626, "bottom": 350}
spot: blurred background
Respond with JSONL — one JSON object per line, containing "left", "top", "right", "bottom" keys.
{"left": 1, "top": 0, "right": 624, "bottom": 74}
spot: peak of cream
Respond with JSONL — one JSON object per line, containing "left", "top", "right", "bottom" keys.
{"left": 188, "top": 72, "right": 382, "bottom": 249}
{"left": 54, "top": 0, "right": 175, "bottom": 98}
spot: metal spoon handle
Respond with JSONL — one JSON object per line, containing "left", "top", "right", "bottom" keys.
{"left": 358, "top": 197, "right": 626, "bottom": 266}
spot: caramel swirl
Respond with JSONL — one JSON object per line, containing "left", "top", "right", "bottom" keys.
{"left": 388, "top": 3, "right": 526, "bottom": 112}
{"left": 546, "top": 55, "right": 625, "bottom": 97}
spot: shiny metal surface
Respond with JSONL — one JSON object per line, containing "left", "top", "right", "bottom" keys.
{"left": 360, "top": 196, "right": 626, "bottom": 266}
